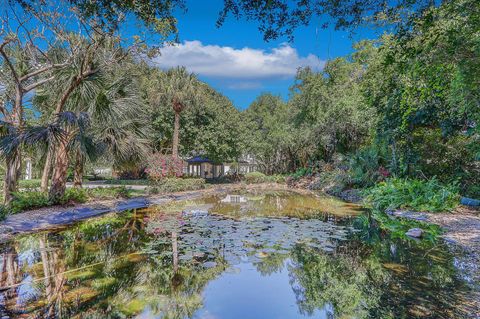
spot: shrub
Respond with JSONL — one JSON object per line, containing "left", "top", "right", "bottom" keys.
{"left": 290, "top": 167, "right": 313, "bottom": 179}
{"left": 145, "top": 153, "right": 184, "bottom": 182}
{"left": 244, "top": 172, "right": 269, "bottom": 184}
{"left": 0, "top": 205, "right": 8, "bottom": 220}
{"left": 268, "top": 174, "right": 286, "bottom": 183}
{"left": 6, "top": 186, "right": 136, "bottom": 214}
{"left": 10, "top": 191, "right": 50, "bottom": 213}
{"left": 87, "top": 187, "right": 133, "bottom": 199}
{"left": 57, "top": 188, "right": 89, "bottom": 205}
{"left": 308, "top": 169, "right": 351, "bottom": 195}
{"left": 148, "top": 186, "right": 160, "bottom": 195}
{"left": 155, "top": 178, "right": 206, "bottom": 193}
{"left": 364, "top": 178, "right": 460, "bottom": 212}
{"left": 18, "top": 179, "right": 42, "bottom": 190}
{"left": 411, "top": 128, "right": 475, "bottom": 183}
{"left": 348, "top": 146, "right": 387, "bottom": 187}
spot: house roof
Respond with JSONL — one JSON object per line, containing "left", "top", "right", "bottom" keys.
{"left": 187, "top": 156, "right": 213, "bottom": 163}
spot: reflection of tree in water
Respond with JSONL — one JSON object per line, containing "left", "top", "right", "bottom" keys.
{"left": 0, "top": 203, "right": 473, "bottom": 319}
{"left": 38, "top": 234, "right": 67, "bottom": 318}
{"left": 252, "top": 251, "right": 289, "bottom": 276}
{"left": 0, "top": 209, "right": 224, "bottom": 318}
{"left": 0, "top": 244, "right": 20, "bottom": 315}
{"left": 287, "top": 228, "right": 471, "bottom": 319}
{"left": 288, "top": 244, "right": 384, "bottom": 318}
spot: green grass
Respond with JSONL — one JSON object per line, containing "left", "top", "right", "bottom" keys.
{"left": 149, "top": 177, "right": 207, "bottom": 194}
{"left": 86, "top": 187, "right": 137, "bottom": 199}
{"left": 104, "top": 179, "right": 151, "bottom": 185}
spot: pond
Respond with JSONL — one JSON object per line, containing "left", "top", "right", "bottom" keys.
{"left": 0, "top": 190, "right": 474, "bottom": 318}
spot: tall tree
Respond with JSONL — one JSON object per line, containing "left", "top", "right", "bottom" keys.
{"left": 157, "top": 67, "right": 200, "bottom": 159}
{"left": 0, "top": 7, "right": 74, "bottom": 203}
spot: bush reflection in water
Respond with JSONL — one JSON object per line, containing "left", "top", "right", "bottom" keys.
{"left": 0, "top": 191, "right": 472, "bottom": 318}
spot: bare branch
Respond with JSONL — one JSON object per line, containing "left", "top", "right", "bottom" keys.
{"left": 0, "top": 38, "right": 20, "bottom": 85}
{"left": 23, "top": 75, "right": 55, "bottom": 92}
{"left": 19, "top": 62, "right": 69, "bottom": 82}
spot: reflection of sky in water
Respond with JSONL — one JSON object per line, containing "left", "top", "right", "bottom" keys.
{"left": 193, "top": 261, "right": 332, "bottom": 319}
{"left": 17, "top": 275, "right": 37, "bottom": 305}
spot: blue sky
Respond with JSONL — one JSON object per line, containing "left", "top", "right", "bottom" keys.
{"left": 151, "top": 0, "right": 381, "bottom": 109}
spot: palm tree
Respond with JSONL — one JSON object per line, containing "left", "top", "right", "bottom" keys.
{"left": 88, "top": 66, "right": 151, "bottom": 173}
{"left": 69, "top": 113, "right": 102, "bottom": 188}
{"left": 159, "top": 67, "right": 200, "bottom": 158}
{"left": 0, "top": 119, "right": 66, "bottom": 202}
{"left": 33, "top": 42, "right": 150, "bottom": 198}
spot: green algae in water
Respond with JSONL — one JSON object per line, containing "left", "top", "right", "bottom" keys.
{"left": 0, "top": 190, "right": 473, "bottom": 318}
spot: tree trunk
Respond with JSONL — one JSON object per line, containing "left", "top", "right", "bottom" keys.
{"left": 3, "top": 151, "right": 21, "bottom": 205}
{"left": 49, "top": 139, "right": 69, "bottom": 202}
{"left": 172, "top": 110, "right": 181, "bottom": 158}
{"left": 3, "top": 89, "right": 23, "bottom": 205}
{"left": 40, "top": 148, "right": 54, "bottom": 192}
{"left": 39, "top": 236, "right": 53, "bottom": 299}
{"left": 73, "top": 150, "right": 84, "bottom": 189}
{"left": 46, "top": 70, "right": 96, "bottom": 199}
{"left": 172, "top": 231, "right": 178, "bottom": 273}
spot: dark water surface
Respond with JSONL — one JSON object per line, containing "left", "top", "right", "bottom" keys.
{"left": 0, "top": 190, "right": 474, "bottom": 318}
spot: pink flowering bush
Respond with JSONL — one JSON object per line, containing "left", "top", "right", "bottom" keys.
{"left": 145, "top": 153, "right": 184, "bottom": 182}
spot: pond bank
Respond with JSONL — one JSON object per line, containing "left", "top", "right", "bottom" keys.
{"left": 388, "top": 206, "right": 480, "bottom": 315}
{"left": 0, "top": 183, "right": 297, "bottom": 242}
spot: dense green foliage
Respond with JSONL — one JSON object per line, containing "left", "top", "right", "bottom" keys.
{"left": 18, "top": 179, "right": 43, "bottom": 190}
{"left": 9, "top": 192, "right": 51, "bottom": 213}
{"left": 141, "top": 65, "right": 245, "bottom": 162}
{"left": 364, "top": 178, "right": 460, "bottom": 212}
{"left": 243, "top": 172, "right": 285, "bottom": 184}
{"left": 242, "top": 0, "right": 479, "bottom": 198}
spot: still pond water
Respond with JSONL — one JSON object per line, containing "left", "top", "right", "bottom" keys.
{"left": 0, "top": 190, "right": 473, "bottom": 318}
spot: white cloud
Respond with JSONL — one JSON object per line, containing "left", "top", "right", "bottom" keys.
{"left": 151, "top": 40, "right": 324, "bottom": 80}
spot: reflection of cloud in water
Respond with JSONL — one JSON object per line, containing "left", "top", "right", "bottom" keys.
{"left": 182, "top": 204, "right": 213, "bottom": 217}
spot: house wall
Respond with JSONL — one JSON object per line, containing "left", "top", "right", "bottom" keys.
{"left": 187, "top": 163, "right": 224, "bottom": 179}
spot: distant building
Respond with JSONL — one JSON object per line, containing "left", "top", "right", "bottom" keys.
{"left": 185, "top": 155, "right": 258, "bottom": 179}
